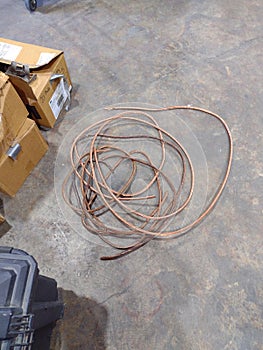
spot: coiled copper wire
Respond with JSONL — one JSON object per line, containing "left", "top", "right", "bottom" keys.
{"left": 62, "top": 105, "right": 233, "bottom": 260}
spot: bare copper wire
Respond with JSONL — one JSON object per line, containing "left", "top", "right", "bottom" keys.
{"left": 62, "top": 105, "right": 233, "bottom": 260}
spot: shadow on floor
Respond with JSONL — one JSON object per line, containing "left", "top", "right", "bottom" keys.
{"left": 50, "top": 289, "right": 108, "bottom": 350}
{"left": 0, "top": 220, "right": 12, "bottom": 238}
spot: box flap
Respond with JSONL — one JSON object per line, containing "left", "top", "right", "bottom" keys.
{"left": 0, "top": 72, "right": 8, "bottom": 90}
{"left": 0, "top": 72, "right": 28, "bottom": 156}
{"left": 0, "top": 38, "right": 62, "bottom": 69}
{"left": 0, "top": 119, "right": 48, "bottom": 196}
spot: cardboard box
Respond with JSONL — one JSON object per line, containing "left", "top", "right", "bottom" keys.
{"left": 0, "top": 214, "right": 4, "bottom": 224}
{"left": 0, "top": 119, "right": 48, "bottom": 196}
{"left": 0, "top": 72, "right": 28, "bottom": 156}
{"left": 0, "top": 38, "right": 72, "bottom": 128}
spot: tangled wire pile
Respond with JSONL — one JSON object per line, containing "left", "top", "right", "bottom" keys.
{"left": 62, "top": 105, "right": 233, "bottom": 260}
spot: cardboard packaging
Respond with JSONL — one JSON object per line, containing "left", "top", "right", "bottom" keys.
{"left": 0, "top": 72, "right": 28, "bottom": 156}
{"left": 0, "top": 214, "right": 4, "bottom": 223}
{"left": 0, "top": 38, "right": 72, "bottom": 128}
{"left": 0, "top": 118, "right": 48, "bottom": 196}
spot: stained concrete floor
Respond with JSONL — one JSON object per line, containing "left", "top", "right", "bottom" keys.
{"left": 0, "top": 1, "right": 263, "bottom": 349}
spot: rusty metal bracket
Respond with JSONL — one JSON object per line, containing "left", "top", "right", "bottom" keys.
{"left": 5, "top": 61, "right": 37, "bottom": 83}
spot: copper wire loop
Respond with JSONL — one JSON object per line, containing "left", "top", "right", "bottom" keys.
{"left": 62, "top": 105, "right": 233, "bottom": 260}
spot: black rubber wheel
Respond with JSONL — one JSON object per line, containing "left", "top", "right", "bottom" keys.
{"left": 25, "top": 0, "right": 37, "bottom": 11}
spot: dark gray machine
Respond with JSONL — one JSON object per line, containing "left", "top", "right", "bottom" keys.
{"left": 0, "top": 246, "right": 63, "bottom": 349}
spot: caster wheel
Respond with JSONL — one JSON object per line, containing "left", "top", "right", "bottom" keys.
{"left": 25, "top": 0, "right": 37, "bottom": 11}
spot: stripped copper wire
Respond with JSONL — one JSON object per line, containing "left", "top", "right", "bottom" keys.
{"left": 62, "top": 106, "right": 233, "bottom": 260}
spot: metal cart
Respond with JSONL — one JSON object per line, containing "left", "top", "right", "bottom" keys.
{"left": 24, "top": 0, "right": 37, "bottom": 11}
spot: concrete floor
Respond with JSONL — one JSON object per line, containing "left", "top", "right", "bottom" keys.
{"left": 0, "top": 0, "right": 262, "bottom": 349}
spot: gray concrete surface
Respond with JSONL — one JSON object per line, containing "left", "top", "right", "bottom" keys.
{"left": 0, "top": 1, "right": 262, "bottom": 349}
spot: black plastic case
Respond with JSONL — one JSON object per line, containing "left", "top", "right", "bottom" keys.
{"left": 0, "top": 246, "right": 63, "bottom": 349}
